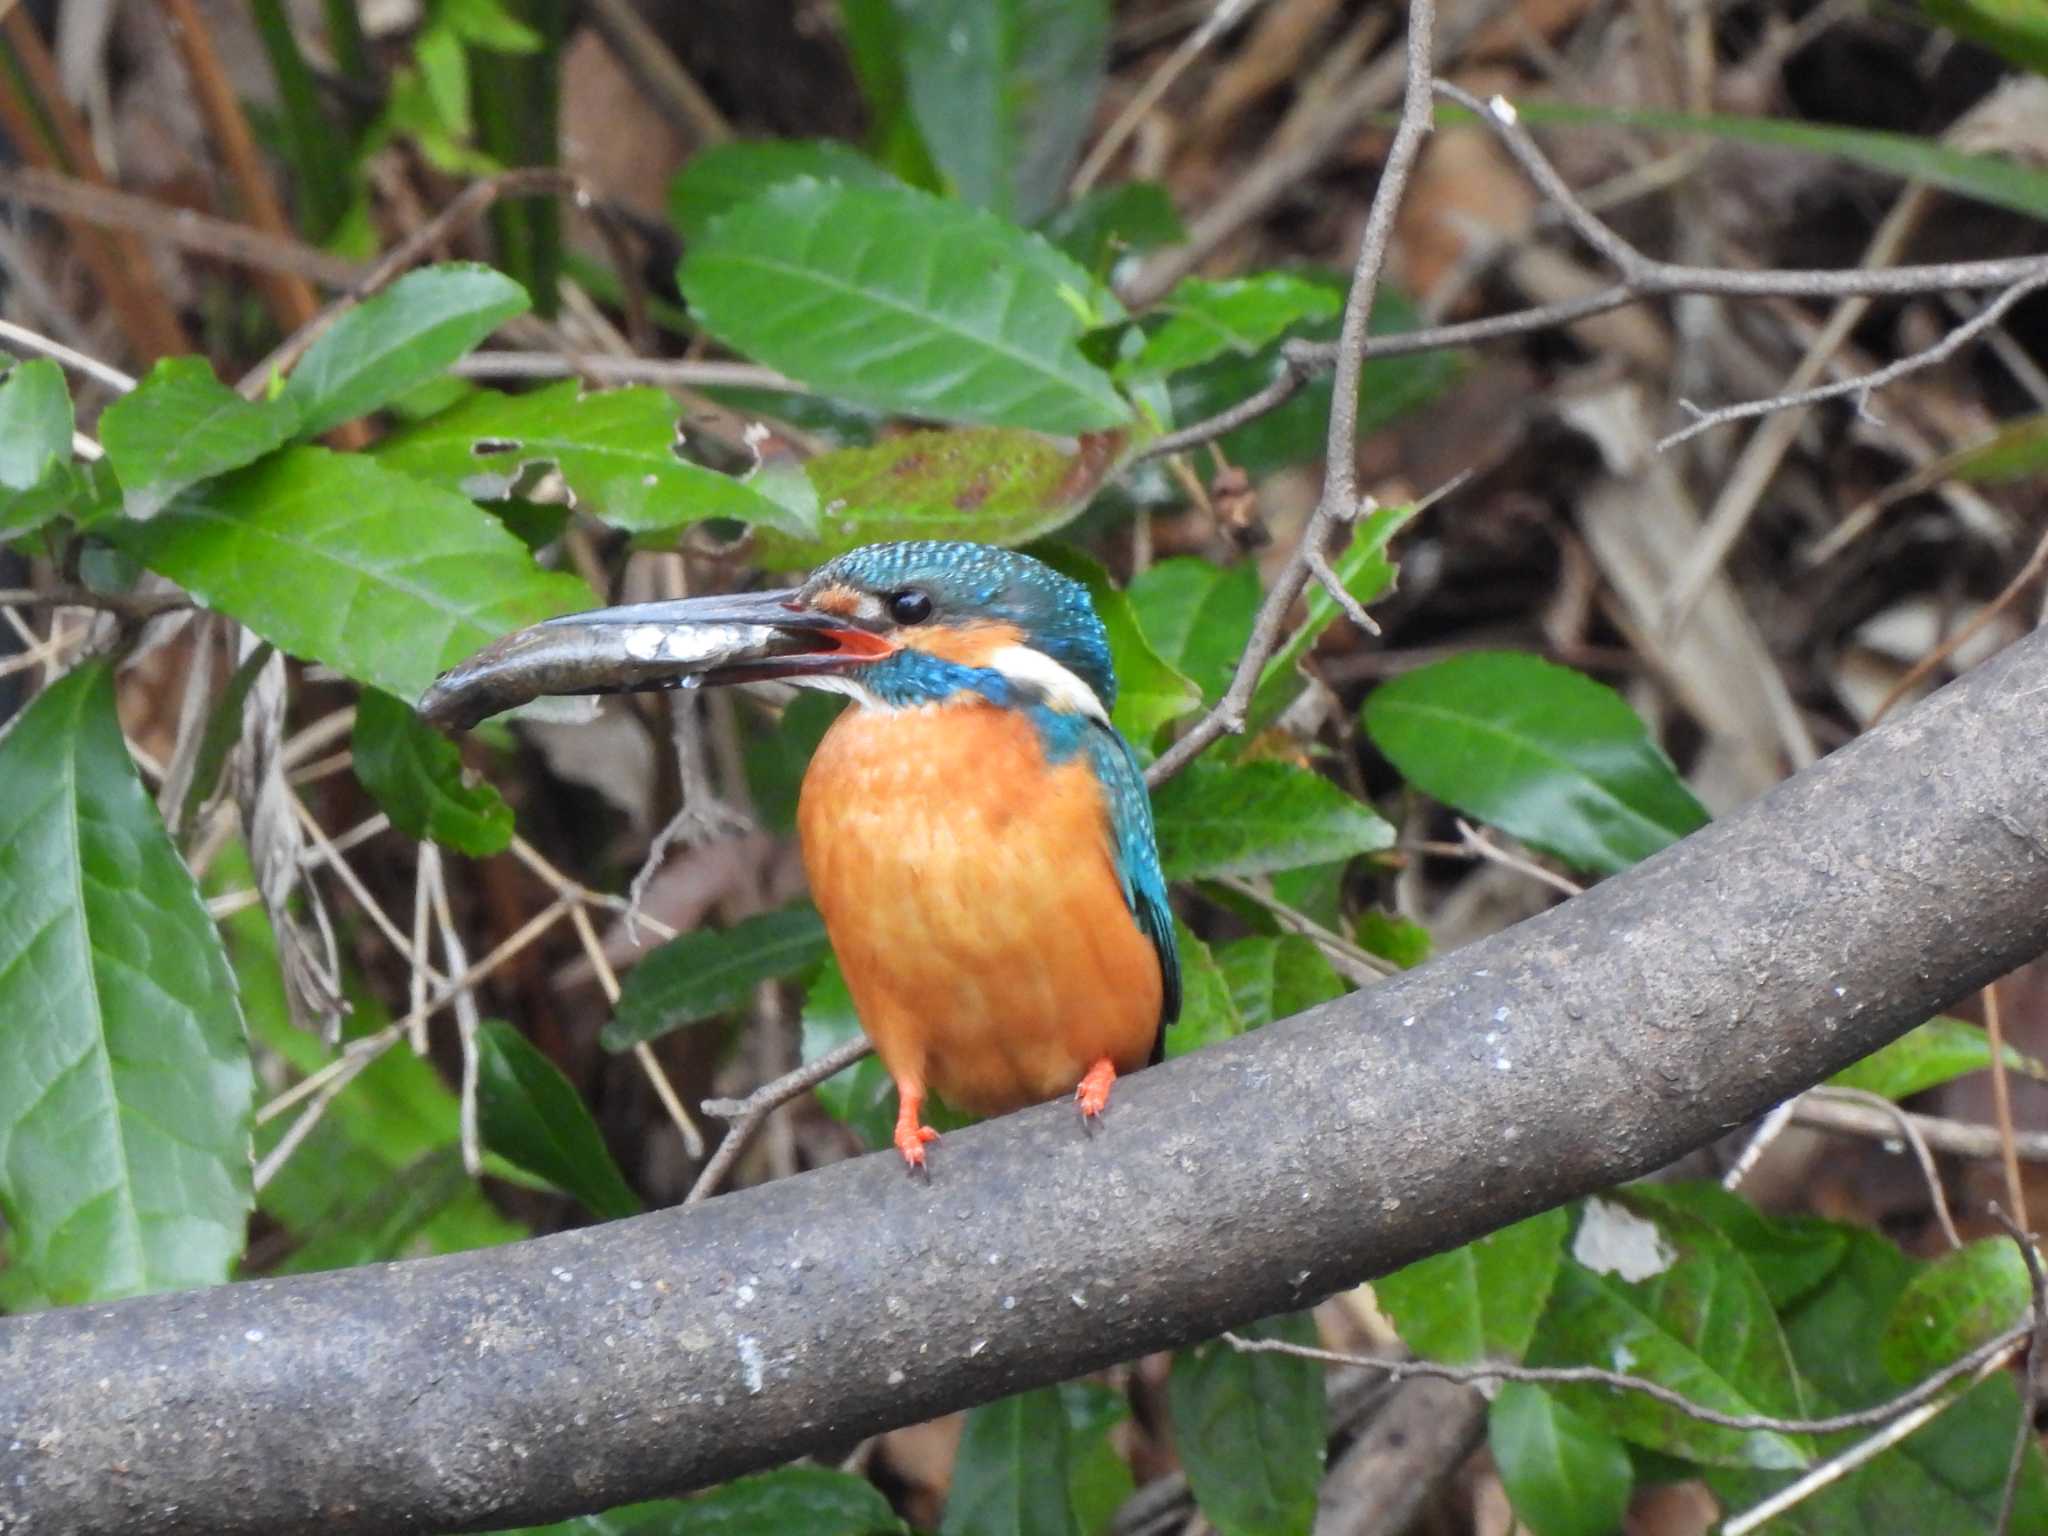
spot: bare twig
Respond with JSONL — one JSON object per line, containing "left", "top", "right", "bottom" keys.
{"left": 453, "top": 352, "right": 801, "bottom": 391}
{"left": 1797, "top": 1090, "right": 2048, "bottom": 1165}
{"left": 1821, "top": 1086, "right": 1964, "bottom": 1249}
{"left": 1223, "top": 1323, "right": 2032, "bottom": 1438}
{"left": 1216, "top": 875, "right": 1394, "bottom": 982}
{"left": 687, "top": 1035, "right": 876, "bottom": 1205}
{"left": 1072, "top": 0, "right": 1261, "bottom": 196}
{"left": 1992, "top": 1207, "right": 2045, "bottom": 1536}
{"left": 0, "top": 584, "right": 187, "bottom": 623}
{"left": 566, "top": 901, "right": 706, "bottom": 1160}
{"left": 1869, "top": 522, "right": 2048, "bottom": 726}
{"left": 581, "top": 0, "right": 732, "bottom": 145}
{"left": 0, "top": 318, "right": 137, "bottom": 394}
{"left": 1984, "top": 983, "right": 2031, "bottom": 1234}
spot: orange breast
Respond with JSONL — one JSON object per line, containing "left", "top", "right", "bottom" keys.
{"left": 796, "top": 702, "right": 1163, "bottom": 1117}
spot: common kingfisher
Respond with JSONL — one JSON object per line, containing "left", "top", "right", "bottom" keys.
{"left": 427, "top": 542, "right": 1181, "bottom": 1169}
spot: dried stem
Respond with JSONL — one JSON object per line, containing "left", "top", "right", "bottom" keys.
{"left": 687, "top": 1036, "right": 877, "bottom": 1205}
{"left": 1992, "top": 1207, "right": 2045, "bottom": 1536}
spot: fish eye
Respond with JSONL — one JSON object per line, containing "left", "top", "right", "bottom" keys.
{"left": 887, "top": 588, "right": 934, "bottom": 625}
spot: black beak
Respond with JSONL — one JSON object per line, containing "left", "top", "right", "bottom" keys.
{"left": 418, "top": 588, "right": 879, "bottom": 731}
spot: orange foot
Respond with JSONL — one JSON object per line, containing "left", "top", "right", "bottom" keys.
{"left": 1075, "top": 1057, "right": 1117, "bottom": 1123}
{"left": 893, "top": 1085, "right": 940, "bottom": 1172}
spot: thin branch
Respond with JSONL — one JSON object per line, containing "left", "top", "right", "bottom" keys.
{"left": 1812, "top": 1086, "right": 1963, "bottom": 1250}
{"left": 688, "top": 1035, "right": 877, "bottom": 1205}
{"left": 1985, "top": 983, "right": 2031, "bottom": 1234}
{"left": 0, "top": 584, "right": 187, "bottom": 622}
{"left": 1072, "top": 0, "right": 1261, "bottom": 196}
{"left": 0, "top": 319, "right": 136, "bottom": 394}
{"left": 1222, "top": 1324, "right": 2030, "bottom": 1437}
{"left": 1215, "top": 875, "right": 1394, "bottom": 982}
{"left": 452, "top": 352, "right": 801, "bottom": 391}
{"left": 1992, "top": 1207, "right": 2046, "bottom": 1536}
{"left": 566, "top": 900, "right": 706, "bottom": 1160}
{"left": 1798, "top": 1090, "right": 2048, "bottom": 1165}
{"left": 1869, "top": 520, "right": 2048, "bottom": 726}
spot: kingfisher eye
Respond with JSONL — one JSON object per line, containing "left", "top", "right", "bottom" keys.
{"left": 887, "top": 588, "right": 933, "bottom": 625}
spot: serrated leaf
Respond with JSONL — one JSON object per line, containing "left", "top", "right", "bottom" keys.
{"left": 896, "top": 0, "right": 1109, "bottom": 222}
{"left": 373, "top": 380, "right": 809, "bottom": 535}
{"left": 1037, "top": 182, "right": 1186, "bottom": 274}
{"left": 752, "top": 425, "right": 1131, "bottom": 566}
{"left": 1127, "top": 556, "right": 1262, "bottom": 707}
{"left": 0, "top": 358, "right": 76, "bottom": 537}
{"left": 1377, "top": 1206, "right": 1570, "bottom": 1365}
{"left": 942, "top": 1385, "right": 1082, "bottom": 1536}
{"left": 99, "top": 356, "right": 302, "bottom": 521}
{"left": 1709, "top": 1229, "right": 2048, "bottom": 1533}
{"left": 1530, "top": 1196, "right": 1810, "bottom": 1470}
{"left": 1363, "top": 652, "right": 1708, "bottom": 877}
{"left": 281, "top": 263, "right": 530, "bottom": 437}
{"left": 604, "top": 904, "right": 830, "bottom": 1050}
{"left": 490, "top": 1465, "right": 907, "bottom": 1535}
{"left": 668, "top": 139, "right": 901, "bottom": 242}
{"left": 1169, "top": 1312, "right": 1326, "bottom": 1536}
{"left": 1152, "top": 760, "right": 1394, "bottom": 882}
{"left": 351, "top": 687, "right": 513, "bottom": 855}
{"left": 1830, "top": 1015, "right": 2044, "bottom": 1102}
{"left": 1163, "top": 919, "right": 1242, "bottom": 1058}
{"left": 108, "top": 446, "right": 591, "bottom": 702}
{"left": 1121, "top": 275, "right": 1343, "bottom": 382}
{"left": 1490, "top": 1383, "right": 1634, "bottom": 1536}
{"left": 476, "top": 1020, "right": 639, "bottom": 1221}
{"left": 1878, "top": 1238, "right": 2031, "bottom": 1383}
{"left": 1213, "top": 936, "right": 1345, "bottom": 1031}
{"left": 680, "top": 180, "right": 1132, "bottom": 434}
{"left": 1032, "top": 544, "right": 1200, "bottom": 742}
{"left": 1248, "top": 504, "right": 1414, "bottom": 730}
{"left": 0, "top": 662, "right": 253, "bottom": 1304}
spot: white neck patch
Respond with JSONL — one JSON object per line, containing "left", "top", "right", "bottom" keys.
{"left": 985, "top": 644, "right": 1109, "bottom": 723}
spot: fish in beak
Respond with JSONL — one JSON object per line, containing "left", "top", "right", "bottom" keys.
{"left": 417, "top": 589, "right": 892, "bottom": 731}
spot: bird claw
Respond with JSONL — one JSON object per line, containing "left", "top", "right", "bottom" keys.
{"left": 1075, "top": 1058, "right": 1117, "bottom": 1124}
{"left": 894, "top": 1122, "right": 940, "bottom": 1172}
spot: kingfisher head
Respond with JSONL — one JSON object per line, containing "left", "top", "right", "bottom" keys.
{"left": 419, "top": 541, "right": 1118, "bottom": 731}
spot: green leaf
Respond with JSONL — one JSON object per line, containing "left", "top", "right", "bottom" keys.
{"left": 1036, "top": 182, "right": 1186, "bottom": 274}
{"left": 351, "top": 687, "right": 513, "bottom": 856}
{"left": 604, "top": 904, "right": 831, "bottom": 1050}
{"left": 896, "top": 0, "right": 1109, "bottom": 222}
{"left": 99, "top": 356, "right": 303, "bottom": 522}
{"left": 1377, "top": 1206, "right": 1570, "bottom": 1364}
{"left": 1363, "top": 652, "right": 1708, "bottom": 876}
{"left": 1530, "top": 1195, "right": 1809, "bottom": 1470}
{"left": 668, "top": 139, "right": 901, "bottom": 242}
{"left": 679, "top": 179, "right": 1132, "bottom": 434}
{"left": 943, "top": 1385, "right": 1082, "bottom": 1536}
{"left": 752, "top": 425, "right": 1131, "bottom": 566}
{"left": 1169, "top": 1312, "right": 1326, "bottom": 1536}
{"left": 373, "top": 380, "right": 809, "bottom": 535}
{"left": 491, "top": 1465, "right": 906, "bottom": 1535}
{"left": 1830, "top": 1015, "right": 2044, "bottom": 1101}
{"left": 1031, "top": 544, "right": 1200, "bottom": 742}
{"left": 1514, "top": 101, "right": 2048, "bottom": 224}
{"left": 1168, "top": 284, "right": 1460, "bottom": 476}
{"left": 1490, "top": 1383, "right": 1634, "bottom": 1536}
{"left": 1163, "top": 919, "right": 1243, "bottom": 1058}
{"left": 280, "top": 263, "right": 530, "bottom": 437}
{"left": 1632, "top": 1183, "right": 1848, "bottom": 1311}
{"left": 1122, "top": 275, "right": 1343, "bottom": 382}
{"left": 441, "top": 0, "right": 544, "bottom": 51}
{"left": 1878, "top": 1237, "right": 2031, "bottom": 1383}
{"left": 1152, "top": 760, "right": 1394, "bottom": 881}
{"left": 476, "top": 1020, "right": 639, "bottom": 1221}
{"left": 1213, "top": 936, "right": 1345, "bottom": 1031}
{"left": 0, "top": 662, "right": 253, "bottom": 1304}
{"left": 1062, "top": 1381, "right": 1134, "bottom": 1536}
{"left": 1923, "top": 0, "right": 2048, "bottom": 73}
{"left": 1248, "top": 504, "right": 1414, "bottom": 730}
{"left": 743, "top": 692, "right": 846, "bottom": 835}
{"left": 838, "top": 0, "right": 944, "bottom": 186}
{"left": 1127, "top": 557, "right": 1262, "bottom": 707}
{"left": 0, "top": 358, "right": 76, "bottom": 537}
{"left": 108, "top": 446, "right": 592, "bottom": 702}
{"left": 249, "top": 0, "right": 351, "bottom": 240}
{"left": 1923, "top": 411, "right": 2048, "bottom": 486}
{"left": 1710, "top": 1229, "right": 2048, "bottom": 1533}
{"left": 1355, "top": 908, "right": 1431, "bottom": 969}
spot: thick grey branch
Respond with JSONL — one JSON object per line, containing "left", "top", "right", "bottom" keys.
{"left": 6, "top": 628, "right": 2048, "bottom": 1534}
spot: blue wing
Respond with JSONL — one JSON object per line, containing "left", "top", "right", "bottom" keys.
{"left": 1084, "top": 721, "right": 1181, "bottom": 1054}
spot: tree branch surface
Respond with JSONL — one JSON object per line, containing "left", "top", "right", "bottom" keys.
{"left": 7, "top": 630, "right": 2048, "bottom": 1534}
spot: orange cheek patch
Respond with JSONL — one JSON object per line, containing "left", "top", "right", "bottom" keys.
{"left": 899, "top": 621, "right": 1025, "bottom": 668}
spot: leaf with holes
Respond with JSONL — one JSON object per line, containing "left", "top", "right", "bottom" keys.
{"left": 0, "top": 663, "right": 253, "bottom": 1304}
{"left": 1363, "top": 652, "right": 1707, "bottom": 876}
{"left": 1121, "top": 275, "right": 1343, "bottom": 382}
{"left": 680, "top": 180, "right": 1131, "bottom": 433}
{"left": 351, "top": 687, "right": 513, "bottom": 856}
{"left": 476, "top": 1021, "right": 639, "bottom": 1221}
{"left": 896, "top": 0, "right": 1109, "bottom": 222}
{"left": 752, "top": 426, "right": 1131, "bottom": 566}
{"left": 1378, "top": 1206, "right": 1571, "bottom": 1365}
{"left": 1170, "top": 1312, "right": 1326, "bottom": 1536}
{"left": 668, "top": 138, "right": 902, "bottom": 242}
{"left": 1490, "top": 1383, "right": 1634, "bottom": 1536}
{"left": 604, "top": 904, "right": 831, "bottom": 1051}
{"left": 99, "top": 356, "right": 302, "bottom": 521}
{"left": 942, "top": 1385, "right": 1082, "bottom": 1536}
{"left": 108, "top": 447, "right": 591, "bottom": 702}
{"left": 373, "top": 380, "right": 808, "bottom": 535}
{"left": 280, "top": 263, "right": 530, "bottom": 437}
{"left": 1152, "top": 760, "right": 1393, "bottom": 882}
{"left": 1128, "top": 557, "right": 1262, "bottom": 707}
{"left": 1830, "top": 1015, "right": 2045, "bottom": 1102}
